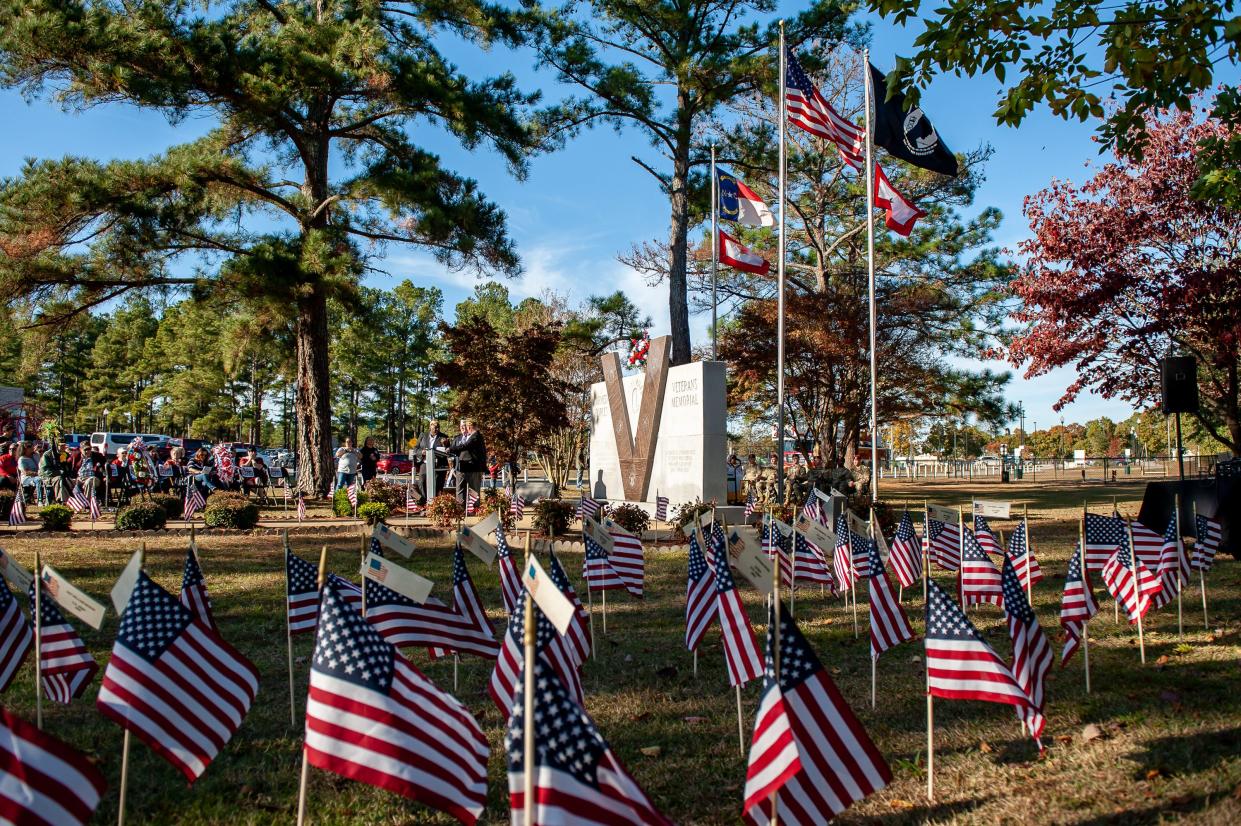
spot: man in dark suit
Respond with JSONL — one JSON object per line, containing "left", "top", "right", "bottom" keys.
{"left": 414, "top": 420, "right": 450, "bottom": 503}
{"left": 448, "top": 417, "right": 486, "bottom": 504}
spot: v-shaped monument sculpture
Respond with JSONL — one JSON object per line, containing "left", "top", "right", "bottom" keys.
{"left": 600, "top": 335, "right": 670, "bottom": 502}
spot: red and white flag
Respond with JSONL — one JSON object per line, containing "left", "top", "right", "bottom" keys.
{"left": 0, "top": 578, "right": 32, "bottom": 693}
{"left": 743, "top": 608, "right": 801, "bottom": 816}
{"left": 1001, "top": 556, "right": 1052, "bottom": 744}
{"left": 29, "top": 581, "right": 98, "bottom": 704}
{"left": 685, "top": 530, "right": 717, "bottom": 652}
{"left": 960, "top": 527, "right": 1004, "bottom": 608}
{"left": 96, "top": 571, "right": 259, "bottom": 783}
{"left": 873, "top": 163, "right": 926, "bottom": 236}
{"left": 182, "top": 485, "right": 205, "bottom": 521}
{"left": 1058, "top": 547, "right": 1098, "bottom": 667}
{"left": 1193, "top": 513, "right": 1222, "bottom": 572}
{"left": 305, "top": 578, "right": 489, "bottom": 825}
{"left": 494, "top": 524, "right": 524, "bottom": 617}
{"left": 926, "top": 507, "right": 962, "bottom": 571}
{"left": 719, "top": 229, "right": 770, "bottom": 275}
{"left": 864, "top": 540, "right": 916, "bottom": 659}
{"left": 0, "top": 705, "right": 107, "bottom": 825}
{"left": 7, "top": 492, "right": 25, "bottom": 527}
{"left": 1101, "top": 530, "right": 1163, "bottom": 623}
{"left": 925, "top": 580, "right": 1032, "bottom": 710}
{"left": 1149, "top": 513, "right": 1191, "bottom": 612}
{"left": 465, "top": 487, "right": 478, "bottom": 516}
{"left": 718, "top": 533, "right": 764, "bottom": 687}
{"left": 973, "top": 514, "right": 1003, "bottom": 556}
{"left": 888, "top": 511, "right": 922, "bottom": 589}
{"left": 347, "top": 480, "right": 359, "bottom": 511}
{"left": 743, "top": 606, "right": 891, "bottom": 825}
{"left": 286, "top": 546, "right": 321, "bottom": 635}
{"left": 1006, "top": 520, "right": 1043, "bottom": 591}
{"left": 509, "top": 491, "right": 525, "bottom": 519}
{"left": 179, "top": 546, "right": 216, "bottom": 630}
{"left": 604, "top": 519, "right": 645, "bottom": 598}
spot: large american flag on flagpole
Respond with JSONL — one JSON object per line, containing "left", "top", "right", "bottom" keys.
{"left": 179, "top": 546, "right": 216, "bottom": 630}
{"left": 507, "top": 655, "right": 673, "bottom": 826}
{"left": 783, "top": 46, "right": 865, "bottom": 169}
{"left": 960, "top": 527, "right": 1004, "bottom": 608}
{"left": 286, "top": 547, "right": 321, "bottom": 635}
{"left": 29, "top": 581, "right": 98, "bottom": 704}
{"left": 96, "top": 571, "right": 259, "bottom": 783}
{"left": 488, "top": 590, "right": 583, "bottom": 719}
{"left": 1001, "top": 556, "right": 1052, "bottom": 743}
{"left": 889, "top": 511, "right": 922, "bottom": 589}
{"left": 925, "top": 579, "right": 1031, "bottom": 709}
{"left": 1058, "top": 547, "right": 1098, "bottom": 667}
{"left": 743, "top": 606, "right": 892, "bottom": 825}
{"left": 865, "top": 540, "right": 916, "bottom": 659}
{"left": 0, "top": 577, "right": 32, "bottom": 692}
{"left": 685, "top": 530, "right": 717, "bottom": 652}
{"left": 494, "top": 524, "right": 524, "bottom": 617}
{"left": 0, "top": 705, "right": 107, "bottom": 825}
{"left": 719, "top": 532, "right": 764, "bottom": 687}
{"left": 304, "top": 578, "right": 489, "bottom": 825}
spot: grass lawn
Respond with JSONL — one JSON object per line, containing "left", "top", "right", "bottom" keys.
{"left": 1, "top": 477, "right": 1239, "bottom": 824}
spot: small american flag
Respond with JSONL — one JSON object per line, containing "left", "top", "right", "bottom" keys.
{"left": 584, "top": 532, "right": 626, "bottom": 593}
{"left": 304, "top": 578, "right": 489, "bottom": 824}
{"left": 743, "top": 605, "right": 891, "bottom": 825}
{"left": 707, "top": 521, "right": 728, "bottom": 575}
{"left": 974, "top": 513, "right": 1003, "bottom": 555}
{"left": 347, "top": 480, "right": 359, "bottom": 510}
{"left": 509, "top": 491, "right": 525, "bottom": 519}
{"left": 286, "top": 546, "right": 320, "bottom": 635}
{"left": 7, "top": 491, "right": 25, "bottom": 526}
{"left": 89, "top": 492, "right": 101, "bottom": 522}
{"left": 179, "top": 546, "right": 216, "bottom": 630}
{"left": 546, "top": 550, "right": 593, "bottom": 665}
{"left": 744, "top": 492, "right": 755, "bottom": 521}
{"left": 405, "top": 484, "right": 418, "bottom": 512}
{"left": 655, "top": 495, "right": 669, "bottom": 522}
{"left": 182, "top": 485, "right": 205, "bottom": 520}
{"left": 30, "top": 580, "right": 98, "bottom": 704}
{"left": 576, "top": 495, "right": 599, "bottom": 521}
{"left": 603, "top": 520, "right": 645, "bottom": 598}
{"left": 1006, "top": 520, "right": 1043, "bottom": 591}
{"left": 719, "top": 533, "right": 764, "bottom": 687}
{"left": 1127, "top": 518, "right": 1165, "bottom": 568}
{"left": 1193, "top": 513, "right": 1222, "bottom": 572}
{"left": 889, "top": 511, "right": 922, "bottom": 589}
{"left": 488, "top": 590, "right": 583, "bottom": 719}
{"left": 297, "top": 493, "right": 306, "bottom": 521}
{"left": 1001, "top": 556, "right": 1052, "bottom": 744}
{"left": 0, "top": 577, "right": 32, "bottom": 692}
{"left": 793, "top": 529, "right": 834, "bottom": 588}
{"left": 1101, "top": 527, "right": 1163, "bottom": 623}
{"left": 866, "top": 540, "right": 915, "bottom": 659}
{"left": 507, "top": 655, "right": 672, "bottom": 826}
{"left": 1059, "top": 547, "right": 1099, "bottom": 666}
{"left": 685, "top": 530, "right": 717, "bottom": 652}
{"left": 783, "top": 47, "right": 865, "bottom": 169}
{"left": 329, "top": 574, "right": 364, "bottom": 615}
{"left": 1149, "top": 512, "right": 1190, "bottom": 612}
{"left": 926, "top": 514, "right": 961, "bottom": 571}
{"left": 96, "top": 571, "right": 259, "bottom": 783}
{"left": 960, "top": 527, "right": 1004, "bottom": 608}
{"left": 800, "top": 488, "right": 822, "bottom": 523}
{"left": 0, "top": 705, "right": 107, "bottom": 825}
{"left": 465, "top": 487, "right": 478, "bottom": 516}
{"left": 925, "top": 579, "right": 1031, "bottom": 709}
{"left": 494, "top": 523, "right": 523, "bottom": 617}
{"left": 66, "top": 485, "right": 90, "bottom": 513}
{"left": 761, "top": 518, "right": 792, "bottom": 588}
{"left": 832, "top": 513, "right": 855, "bottom": 590}
{"left": 743, "top": 604, "right": 800, "bottom": 816}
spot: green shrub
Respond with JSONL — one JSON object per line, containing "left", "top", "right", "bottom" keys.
{"left": 425, "top": 492, "right": 464, "bottom": 528}
{"left": 116, "top": 501, "right": 167, "bottom": 531}
{"left": 670, "top": 498, "right": 717, "bottom": 541}
{"left": 150, "top": 493, "right": 184, "bottom": 521}
{"left": 478, "top": 488, "right": 514, "bottom": 530}
{"left": 40, "top": 504, "right": 73, "bottom": 531}
{"left": 533, "top": 498, "right": 576, "bottom": 537}
{"left": 603, "top": 502, "right": 650, "bottom": 537}
{"left": 203, "top": 492, "right": 260, "bottom": 529}
{"left": 358, "top": 502, "right": 390, "bottom": 525}
{"left": 364, "top": 479, "right": 405, "bottom": 512}
{"left": 333, "top": 486, "right": 370, "bottom": 517}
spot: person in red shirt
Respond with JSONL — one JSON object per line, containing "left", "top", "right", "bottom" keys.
{"left": 0, "top": 443, "right": 17, "bottom": 492}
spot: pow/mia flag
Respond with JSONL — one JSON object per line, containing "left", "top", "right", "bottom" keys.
{"left": 869, "top": 64, "right": 958, "bottom": 177}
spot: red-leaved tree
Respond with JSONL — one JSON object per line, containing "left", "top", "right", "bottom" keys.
{"left": 1008, "top": 101, "right": 1241, "bottom": 453}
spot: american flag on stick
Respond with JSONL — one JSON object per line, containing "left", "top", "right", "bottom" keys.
{"left": 783, "top": 47, "right": 865, "bottom": 169}
{"left": 546, "top": 549, "right": 592, "bottom": 665}
{"left": 29, "top": 581, "right": 98, "bottom": 704}
{"left": 865, "top": 540, "right": 915, "bottom": 659}
{"left": 576, "top": 495, "right": 600, "bottom": 522}
{"left": 584, "top": 531, "right": 626, "bottom": 593}
{"left": 494, "top": 524, "right": 523, "bottom": 617}
{"left": 465, "top": 487, "right": 478, "bottom": 516}
{"left": 488, "top": 590, "right": 583, "bottom": 719}
{"left": 0, "top": 577, "right": 32, "bottom": 692}
{"left": 832, "top": 513, "right": 855, "bottom": 590}
{"left": 0, "top": 705, "right": 107, "bottom": 825}
{"left": 655, "top": 495, "right": 669, "bottom": 522}
{"left": 7, "top": 492, "right": 25, "bottom": 527}
{"left": 1149, "top": 512, "right": 1190, "bottom": 612}
{"left": 762, "top": 518, "right": 792, "bottom": 588}
{"left": 603, "top": 519, "right": 645, "bottom": 598}
{"left": 347, "top": 480, "right": 360, "bottom": 511}
{"left": 286, "top": 547, "right": 321, "bottom": 635}
{"left": 960, "top": 527, "right": 1004, "bottom": 609}
{"left": 96, "top": 571, "right": 259, "bottom": 783}
{"left": 304, "top": 577, "right": 489, "bottom": 825}
{"left": 89, "top": 492, "right": 101, "bottom": 522}
{"left": 926, "top": 508, "right": 961, "bottom": 572}
{"left": 888, "top": 511, "right": 922, "bottom": 589}
{"left": 179, "top": 545, "right": 216, "bottom": 630}
{"left": 744, "top": 493, "right": 755, "bottom": 521}
{"left": 743, "top": 605, "right": 892, "bottom": 825}
{"left": 1001, "top": 555, "right": 1052, "bottom": 744}
{"left": 1006, "top": 520, "right": 1042, "bottom": 592}
{"left": 973, "top": 513, "right": 1003, "bottom": 555}
{"left": 1193, "top": 513, "right": 1222, "bottom": 572}
{"left": 509, "top": 491, "right": 525, "bottom": 520}
{"left": 182, "top": 485, "right": 205, "bottom": 521}
{"left": 406, "top": 484, "right": 418, "bottom": 513}
{"left": 297, "top": 493, "right": 306, "bottom": 521}
{"left": 66, "top": 485, "right": 90, "bottom": 513}
{"left": 925, "top": 579, "right": 1031, "bottom": 709}
{"left": 1058, "top": 546, "right": 1098, "bottom": 667}
{"left": 793, "top": 530, "right": 833, "bottom": 588}
{"left": 507, "top": 654, "right": 672, "bottom": 826}
{"left": 718, "top": 533, "right": 764, "bottom": 687}
{"left": 1101, "top": 527, "right": 1163, "bottom": 623}
{"left": 685, "top": 530, "right": 717, "bottom": 652}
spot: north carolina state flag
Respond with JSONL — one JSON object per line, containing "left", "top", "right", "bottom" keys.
{"left": 719, "top": 230, "right": 770, "bottom": 275}
{"left": 872, "top": 164, "right": 926, "bottom": 236}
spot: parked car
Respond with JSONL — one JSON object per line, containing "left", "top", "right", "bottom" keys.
{"left": 172, "top": 437, "right": 212, "bottom": 455}
{"left": 90, "top": 431, "right": 171, "bottom": 459}
{"left": 376, "top": 453, "right": 413, "bottom": 475}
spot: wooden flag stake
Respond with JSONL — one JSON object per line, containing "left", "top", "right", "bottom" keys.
{"left": 1078, "top": 508, "right": 1091, "bottom": 694}
{"left": 926, "top": 659, "right": 934, "bottom": 802}
{"left": 735, "top": 683, "right": 745, "bottom": 756}
{"left": 117, "top": 543, "right": 145, "bottom": 826}
{"left": 1024, "top": 504, "right": 1033, "bottom": 603}
{"left": 869, "top": 508, "right": 878, "bottom": 710}
{"left": 284, "top": 530, "right": 297, "bottom": 727}
{"left": 956, "top": 507, "right": 965, "bottom": 611}
{"left": 922, "top": 500, "right": 930, "bottom": 606}
{"left": 1174, "top": 493, "right": 1184, "bottom": 642}
{"left": 769, "top": 531, "right": 782, "bottom": 824}
{"left": 522, "top": 532, "right": 536, "bottom": 826}
{"left": 34, "top": 549, "right": 42, "bottom": 730}
{"left": 601, "top": 588, "right": 607, "bottom": 636}
{"left": 296, "top": 546, "right": 329, "bottom": 826}
{"left": 847, "top": 513, "right": 858, "bottom": 638}
{"left": 789, "top": 520, "right": 797, "bottom": 618}
{"left": 1122, "top": 516, "right": 1146, "bottom": 664}
{"left": 1193, "top": 502, "right": 1209, "bottom": 629}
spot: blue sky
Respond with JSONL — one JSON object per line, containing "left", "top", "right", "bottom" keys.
{"left": 0, "top": 6, "right": 1157, "bottom": 431}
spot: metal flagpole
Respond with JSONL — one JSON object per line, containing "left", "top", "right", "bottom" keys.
{"left": 776, "top": 21, "right": 787, "bottom": 502}
{"left": 863, "top": 48, "right": 880, "bottom": 501}
{"left": 711, "top": 143, "right": 719, "bottom": 361}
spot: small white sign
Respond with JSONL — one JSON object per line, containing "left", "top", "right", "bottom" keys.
{"left": 926, "top": 504, "right": 959, "bottom": 525}
{"left": 362, "top": 553, "right": 433, "bottom": 604}
{"left": 873, "top": 522, "right": 891, "bottom": 563}
{"left": 372, "top": 522, "right": 415, "bottom": 559}
{"left": 523, "top": 555, "right": 575, "bottom": 635}
{"left": 0, "top": 547, "right": 32, "bottom": 593}
{"left": 796, "top": 515, "right": 837, "bottom": 550}
{"left": 111, "top": 549, "right": 144, "bottom": 615}
{"left": 473, "top": 510, "right": 500, "bottom": 541}
{"left": 40, "top": 565, "right": 106, "bottom": 630}
{"left": 601, "top": 517, "right": 638, "bottom": 541}
{"left": 458, "top": 525, "right": 497, "bottom": 566}
{"left": 847, "top": 510, "right": 871, "bottom": 538}
{"left": 582, "top": 516, "right": 615, "bottom": 553}
{"left": 973, "top": 499, "right": 1011, "bottom": 519}
{"left": 727, "top": 528, "right": 773, "bottom": 595}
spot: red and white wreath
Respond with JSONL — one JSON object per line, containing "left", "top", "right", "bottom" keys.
{"left": 627, "top": 331, "right": 651, "bottom": 367}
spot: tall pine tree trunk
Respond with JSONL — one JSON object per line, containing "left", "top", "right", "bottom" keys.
{"left": 295, "top": 284, "right": 333, "bottom": 496}
{"left": 666, "top": 105, "right": 693, "bottom": 365}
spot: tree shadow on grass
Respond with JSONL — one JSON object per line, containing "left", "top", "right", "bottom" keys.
{"left": 1072, "top": 790, "right": 1229, "bottom": 825}
{"left": 858, "top": 794, "right": 992, "bottom": 824}
{"left": 1127, "top": 725, "right": 1241, "bottom": 778}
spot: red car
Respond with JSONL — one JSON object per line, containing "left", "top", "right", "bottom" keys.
{"left": 376, "top": 453, "right": 413, "bottom": 474}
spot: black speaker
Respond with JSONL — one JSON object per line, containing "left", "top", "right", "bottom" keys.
{"left": 1161, "top": 356, "right": 1199, "bottom": 414}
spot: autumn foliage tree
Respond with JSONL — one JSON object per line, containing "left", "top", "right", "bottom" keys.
{"left": 1008, "top": 102, "right": 1241, "bottom": 453}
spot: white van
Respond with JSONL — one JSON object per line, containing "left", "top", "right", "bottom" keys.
{"left": 89, "top": 432, "right": 171, "bottom": 457}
